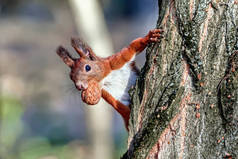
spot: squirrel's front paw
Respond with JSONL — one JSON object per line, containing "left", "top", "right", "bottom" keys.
{"left": 148, "top": 29, "right": 164, "bottom": 42}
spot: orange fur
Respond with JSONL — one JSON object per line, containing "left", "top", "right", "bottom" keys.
{"left": 56, "top": 29, "right": 163, "bottom": 131}
{"left": 106, "top": 29, "right": 163, "bottom": 70}
{"left": 102, "top": 89, "right": 130, "bottom": 130}
{"left": 107, "top": 37, "right": 148, "bottom": 70}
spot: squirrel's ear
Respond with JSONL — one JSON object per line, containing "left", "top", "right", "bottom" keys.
{"left": 56, "top": 46, "right": 75, "bottom": 67}
{"left": 71, "top": 37, "right": 98, "bottom": 61}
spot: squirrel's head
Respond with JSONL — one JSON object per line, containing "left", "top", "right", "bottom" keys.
{"left": 56, "top": 38, "right": 108, "bottom": 91}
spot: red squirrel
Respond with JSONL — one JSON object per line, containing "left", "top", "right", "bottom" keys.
{"left": 56, "top": 29, "right": 163, "bottom": 131}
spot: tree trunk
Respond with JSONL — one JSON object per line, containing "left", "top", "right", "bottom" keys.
{"left": 123, "top": 0, "right": 238, "bottom": 158}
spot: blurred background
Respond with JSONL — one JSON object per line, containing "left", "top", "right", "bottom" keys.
{"left": 0, "top": 0, "right": 158, "bottom": 158}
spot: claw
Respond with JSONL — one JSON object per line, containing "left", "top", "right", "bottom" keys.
{"left": 150, "top": 37, "right": 160, "bottom": 42}
{"left": 148, "top": 28, "right": 164, "bottom": 43}
{"left": 152, "top": 29, "right": 164, "bottom": 33}
{"left": 146, "top": 28, "right": 164, "bottom": 43}
{"left": 152, "top": 33, "right": 163, "bottom": 38}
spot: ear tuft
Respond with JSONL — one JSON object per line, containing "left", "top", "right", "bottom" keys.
{"left": 71, "top": 37, "right": 98, "bottom": 61}
{"left": 56, "top": 46, "right": 75, "bottom": 67}
{"left": 71, "top": 38, "right": 87, "bottom": 58}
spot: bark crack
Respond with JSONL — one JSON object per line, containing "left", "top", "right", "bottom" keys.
{"left": 217, "top": 50, "right": 238, "bottom": 129}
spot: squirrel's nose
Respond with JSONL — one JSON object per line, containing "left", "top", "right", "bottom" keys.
{"left": 75, "top": 81, "right": 88, "bottom": 90}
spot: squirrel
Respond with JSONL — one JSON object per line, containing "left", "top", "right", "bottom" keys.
{"left": 56, "top": 29, "right": 163, "bottom": 131}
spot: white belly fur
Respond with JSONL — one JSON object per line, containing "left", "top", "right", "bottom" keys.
{"left": 102, "top": 59, "right": 138, "bottom": 106}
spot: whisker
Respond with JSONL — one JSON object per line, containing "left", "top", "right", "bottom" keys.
{"left": 64, "top": 85, "right": 77, "bottom": 94}
{"left": 62, "top": 83, "right": 85, "bottom": 111}
{"left": 60, "top": 71, "right": 85, "bottom": 110}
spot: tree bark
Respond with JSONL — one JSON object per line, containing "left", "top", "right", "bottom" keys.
{"left": 123, "top": 0, "right": 238, "bottom": 158}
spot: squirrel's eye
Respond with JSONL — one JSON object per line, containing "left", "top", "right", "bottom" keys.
{"left": 85, "top": 65, "right": 91, "bottom": 72}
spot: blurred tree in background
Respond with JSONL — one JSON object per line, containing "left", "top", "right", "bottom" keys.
{"left": 0, "top": 0, "right": 157, "bottom": 158}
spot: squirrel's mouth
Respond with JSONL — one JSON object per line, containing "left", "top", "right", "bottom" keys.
{"left": 75, "top": 81, "right": 88, "bottom": 91}
{"left": 75, "top": 85, "right": 83, "bottom": 91}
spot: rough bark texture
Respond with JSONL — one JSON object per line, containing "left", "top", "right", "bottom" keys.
{"left": 122, "top": 0, "right": 238, "bottom": 159}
